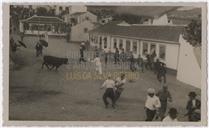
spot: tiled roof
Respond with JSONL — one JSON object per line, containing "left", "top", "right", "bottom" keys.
{"left": 89, "top": 22, "right": 184, "bottom": 43}
{"left": 21, "top": 15, "right": 65, "bottom": 24}
{"left": 70, "top": 12, "right": 86, "bottom": 16}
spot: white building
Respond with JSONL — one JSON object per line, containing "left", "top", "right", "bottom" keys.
{"left": 19, "top": 15, "right": 66, "bottom": 36}
{"left": 70, "top": 20, "right": 98, "bottom": 42}
{"left": 142, "top": 7, "right": 201, "bottom": 26}
{"left": 64, "top": 11, "right": 98, "bottom": 42}
{"left": 64, "top": 11, "right": 97, "bottom": 24}
{"left": 89, "top": 22, "right": 201, "bottom": 88}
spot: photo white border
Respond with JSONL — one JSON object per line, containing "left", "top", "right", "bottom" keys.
{"left": 1, "top": 1, "right": 208, "bottom": 127}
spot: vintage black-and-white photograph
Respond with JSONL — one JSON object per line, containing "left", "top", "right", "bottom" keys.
{"left": 4, "top": 2, "right": 207, "bottom": 125}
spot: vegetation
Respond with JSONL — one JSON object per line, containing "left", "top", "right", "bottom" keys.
{"left": 183, "top": 19, "right": 201, "bottom": 47}
{"left": 113, "top": 14, "right": 145, "bottom": 24}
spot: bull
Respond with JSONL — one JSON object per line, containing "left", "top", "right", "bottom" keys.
{"left": 42, "top": 55, "right": 68, "bottom": 70}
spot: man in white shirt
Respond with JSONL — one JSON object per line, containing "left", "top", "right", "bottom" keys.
{"left": 115, "top": 73, "right": 126, "bottom": 101}
{"left": 92, "top": 55, "right": 102, "bottom": 74}
{"left": 44, "top": 31, "right": 48, "bottom": 42}
{"left": 162, "top": 108, "right": 178, "bottom": 122}
{"left": 101, "top": 75, "right": 116, "bottom": 108}
{"left": 145, "top": 88, "right": 161, "bottom": 121}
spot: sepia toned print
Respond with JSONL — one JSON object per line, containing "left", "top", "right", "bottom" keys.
{"left": 3, "top": 2, "right": 207, "bottom": 126}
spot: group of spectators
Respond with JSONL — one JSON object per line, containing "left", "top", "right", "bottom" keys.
{"left": 145, "top": 87, "right": 200, "bottom": 122}
{"left": 88, "top": 46, "right": 200, "bottom": 122}
{"left": 100, "top": 71, "right": 200, "bottom": 122}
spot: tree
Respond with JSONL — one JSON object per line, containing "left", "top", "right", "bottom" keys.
{"left": 183, "top": 19, "right": 201, "bottom": 47}
{"left": 36, "top": 7, "right": 48, "bottom": 16}
{"left": 183, "top": 19, "right": 201, "bottom": 68}
{"left": 113, "top": 14, "right": 144, "bottom": 24}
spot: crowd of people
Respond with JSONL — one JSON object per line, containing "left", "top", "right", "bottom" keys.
{"left": 77, "top": 44, "right": 201, "bottom": 122}
{"left": 100, "top": 73, "right": 200, "bottom": 122}
{"left": 78, "top": 45, "right": 167, "bottom": 85}
{"left": 10, "top": 30, "right": 201, "bottom": 122}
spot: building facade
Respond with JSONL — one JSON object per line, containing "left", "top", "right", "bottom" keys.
{"left": 89, "top": 22, "right": 201, "bottom": 88}
{"left": 64, "top": 11, "right": 98, "bottom": 42}
{"left": 19, "top": 15, "right": 66, "bottom": 36}
{"left": 64, "top": 11, "right": 97, "bottom": 24}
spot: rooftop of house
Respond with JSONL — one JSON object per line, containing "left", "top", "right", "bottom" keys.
{"left": 70, "top": 12, "right": 87, "bottom": 16}
{"left": 89, "top": 21, "right": 185, "bottom": 44}
{"left": 21, "top": 15, "right": 65, "bottom": 24}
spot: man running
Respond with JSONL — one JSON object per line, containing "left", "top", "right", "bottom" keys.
{"left": 115, "top": 73, "right": 126, "bottom": 102}
{"left": 101, "top": 75, "right": 116, "bottom": 108}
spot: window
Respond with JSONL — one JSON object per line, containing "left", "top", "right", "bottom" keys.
{"left": 86, "top": 16, "right": 89, "bottom": 20}
{"left": 94, "top": 36, "right": 98, "bottom": 44}
{"left": 66, "top": 7, "right": 69, "bottom": 13}
{"left": 138, "top": 40, "right": 141, "bottom": 55}
{"left": 133, "top": 40, "right": 137, "bottom": 53}
{"left": 142, "top": 42, "right": 148, "bottom": 56}
{"left": 84, "top": 28, "right": 88, "bottom": 33}
{"left": 119, "top": 39, "right": 123, "bottom": 49}
{"left": 126, "top": 40, "right": 131, "bottom": 52}
{"left": 150, "top": 44, "right": 156, "bottom": 57}
{"left": 113, "top": 38, "right": 117, "bottom": 48}
{"left": 59, "top": 7, "right": 63, "bottom": 11}
{"left": 159, "top": 45, "right": 166, "bottom": 60}
{"left": 103, "top": 37, "right": 107, "bottom": 48}
{"left": 99, "top": 37, "right": 102, "bottom": 49}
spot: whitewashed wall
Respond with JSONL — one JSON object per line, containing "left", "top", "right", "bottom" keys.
{"left": 152, "top": 14, "right": 169, "bottom": 25}
{"left": 165, "top": 44, "right": 179, "bottom": 70}
{"left": 176, "top": 35, "right": 201, "bottom": 88}
{"left": 71, "top": 21, "right": 95, "bottom": 42}
{"left": 89, "top": 34, "right": 180, "bottom": 70}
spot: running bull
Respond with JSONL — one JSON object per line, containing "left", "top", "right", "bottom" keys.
{"left": 42, "top": 55, "right": 68, "bottom": 70}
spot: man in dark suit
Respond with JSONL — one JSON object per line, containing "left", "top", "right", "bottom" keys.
{"left": 185, "top": 91, "right": 201, "bottom": 121}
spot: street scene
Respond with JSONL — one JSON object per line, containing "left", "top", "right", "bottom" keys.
{"left": 9, "top": 5, "right": 202, "bottom": 122}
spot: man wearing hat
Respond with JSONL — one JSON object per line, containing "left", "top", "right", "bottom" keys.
{"left": 101, "top": 75, "right": 116, "bottom": 108}
{"left": 79, "top": 42, "right": 86, "bottom": 63}
{"left": 114, "top": 73, "right": 126, "bottom": 102}
{"left": 162, "top": 108, "right": 178, "bottom": 122}
{"left": 145, "top": 88, "right": 161, "bottom": 121}
{"left": 185, "top": 91, "right": 201, "bottom": 121}
{"left": 156, "top": 85, "right": 172, "bottom": 120}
